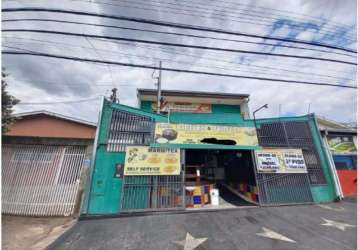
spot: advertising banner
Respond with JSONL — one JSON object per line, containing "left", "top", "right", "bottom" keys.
{"left": 154, "top": 123, "right": 258, "bottom": 146}
{"left": 327, "top": 135, "right": 357, "bottom": 155}
{"left": 124, "top": 146, "right": 181, "bottom": 175}
{"left": 255, "top": 148, "right": 307, "bottom": 173}
{"left": 151, "top": 102, "right": 211, "bottom": 113}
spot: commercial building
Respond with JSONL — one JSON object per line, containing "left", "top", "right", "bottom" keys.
{"left": 2, "top": 110, "right": 96, "bottom": 216}
{"left": 81, "top": 89, "right": 339, "bottom": 216}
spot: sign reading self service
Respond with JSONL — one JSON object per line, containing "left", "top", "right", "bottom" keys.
{"left": 255, "top": 148, "right": 307, "bottom": 173}
{"left": 124, "top": 146, "right": 181, "bottom": 176}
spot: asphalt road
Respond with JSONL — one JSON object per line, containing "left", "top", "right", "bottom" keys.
{"left": 49, "top": 198, "right": 357, "bottom": 250}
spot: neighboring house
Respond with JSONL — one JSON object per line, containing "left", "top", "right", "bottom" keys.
{"left": 2, "top": 110, "right": 96, "bottom": 216}
{"left": 317, "top": 116, "right": 357, "bottom": 197}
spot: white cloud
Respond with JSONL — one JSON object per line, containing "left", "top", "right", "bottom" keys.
{"left": 2, "top": 0, "right": 356, "bottom": 124}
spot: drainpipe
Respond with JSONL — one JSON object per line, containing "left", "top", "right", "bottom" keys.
{"left": 321, "top": 130, "right": 344, "bottom": 200}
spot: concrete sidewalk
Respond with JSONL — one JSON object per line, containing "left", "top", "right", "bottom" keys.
{"left": 2, "top": 216, "right": 76, "bottom": 250}
{"left": 49, "top": 198, "right": 357, "bottom": 250}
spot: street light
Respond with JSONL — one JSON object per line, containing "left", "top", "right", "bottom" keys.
{"left": 253, "top": 104, "right": 268, "bottom": 130}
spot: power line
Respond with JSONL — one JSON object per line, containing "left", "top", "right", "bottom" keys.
{"left": 84, "top": 36, "right": 116, "bottom": 89}
{"left": 67, "top": 0, "right": 356, "bottom": 41}
{"left": 7, "top": 77, "right": 133, "bottom": 87}
{"left": 3, "top": 18, "right": 355, "bottom": 58}
{"left": 205, "top": 0, "right": 353, "bottom": 30}
{"left": 3, "top": 50, "right": 356, "bottom": 89}
{"left": 4, "top": 0, "right": 351, "bottom": 30}
{"left": 85, "top": 0, "right": 356, "bottom": 40}
{"left": 17, "top": 96, "right": 101, "bottom": 105}
{"left": 5, "top": 35, "right": 354, "bottom": 79}
{"left": 3, "top": 29, "right": 356, "bottom": 65}
{"left": 4, "top": 39, "right": 355, "bottom": 83}
{"left": 2, "top": 8, "right": 356, "bottom": 53}
{"left": 173, "top": 0, "right": 354, "bottom": 30}
{"left": 100, "top": 39, "right": 355, "bottom": 81}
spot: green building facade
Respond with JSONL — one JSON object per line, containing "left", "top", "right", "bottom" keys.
{"left": 81, "top": 91, "right": 339, "bottom": 216}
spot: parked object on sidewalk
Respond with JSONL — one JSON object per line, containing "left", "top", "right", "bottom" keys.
{"left": 210, "top": 189, "right": 219, "bottom": 206}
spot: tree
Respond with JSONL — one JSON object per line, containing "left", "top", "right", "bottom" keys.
{"left": 2, "top": 68, "right": 20, "bottom": 133}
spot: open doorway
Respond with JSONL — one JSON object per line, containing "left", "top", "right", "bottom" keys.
{"left": 185, "top": 149, "right": 259, "bottom": 210}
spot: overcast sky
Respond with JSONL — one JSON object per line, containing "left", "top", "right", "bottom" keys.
{"left": 2, "top": 0, "right": 357, "bottom": 124}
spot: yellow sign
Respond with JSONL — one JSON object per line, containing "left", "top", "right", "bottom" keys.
{"left": 154, "top": 123, "right": 258, "bottom": 146}
{"left": 124, "top": 146, "right": 181, "bottom": 175}
{"left": 151, "top": 102, "right": 212, "bottom": 113}
{"left": 255, "top": 148, "right": 307, "bottom": 173}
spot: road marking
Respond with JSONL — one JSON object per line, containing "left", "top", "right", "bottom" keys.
{"left": 256, "top": 227, "right": 296, "bottom": 243}
{"left": 318, "top": 204, "right": 345, "bottom": 212}
{"left": 321, "top": 218, "right": 356, "bottom": 231}
{"left": 173, "top": 232, "right": 208, "bottom": 250}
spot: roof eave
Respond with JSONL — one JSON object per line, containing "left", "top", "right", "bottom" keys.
{"left": 12, "top": 110, "right": 97, "bottom": 127}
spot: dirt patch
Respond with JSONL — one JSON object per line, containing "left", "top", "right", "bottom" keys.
{"left": 2, "top": 215, "right": 76, "bottom": 250}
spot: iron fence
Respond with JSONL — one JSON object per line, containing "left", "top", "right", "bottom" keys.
{"left": 2, "top": 144, "right": 86, "bottom": 216}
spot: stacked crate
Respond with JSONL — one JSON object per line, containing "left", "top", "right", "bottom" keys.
{"left": 186, "top": 183, "right": 214, "bottom": 208}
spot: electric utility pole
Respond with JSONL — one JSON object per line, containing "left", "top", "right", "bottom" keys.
{"left": 156, "top": 61, "right": 162, "bottom": 114}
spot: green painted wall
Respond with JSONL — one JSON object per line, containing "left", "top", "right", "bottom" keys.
{"left": 83, "top": 99, "right": 167, "bottom": 215}
{"left": 140, "top": 101, "right": 244, "bottom": 125}
{"left": 85, "top": 100, "right": 123, "bottom": 214}
{"left": 140, "top": 100, "right": 152, "bottom": 112}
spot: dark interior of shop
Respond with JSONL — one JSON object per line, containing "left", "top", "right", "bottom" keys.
{"left": 185, "top": 149, "right": 258, "bottom": 208}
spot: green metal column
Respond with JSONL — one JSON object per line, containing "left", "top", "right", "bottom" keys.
{"left": 308, "top": 114, "right": 337, "bottom": 203}
{"left": 84, "top": 99, "right": 123, "bottom": 214}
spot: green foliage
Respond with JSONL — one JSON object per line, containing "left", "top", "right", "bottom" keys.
{"left": 2, "top": 68, "right": 20, "bottom": 133}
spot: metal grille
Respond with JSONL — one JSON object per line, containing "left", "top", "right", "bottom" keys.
{"left": 121, "top": 175, "right": 185, "bottom": 212}
{"left": 107, "top": 110, "right": 154, "bottom": 152}
{"left": 256, "top": 173, "right": 313, "bottom": 205}
{"left": 253, "top": 120, "right": 323, "bottom": 205}
{"left": 2, "top": 144, "right": 86, "bottom": 216}
{"left": 257, "top": 120, "right": 326, "bottom": 185}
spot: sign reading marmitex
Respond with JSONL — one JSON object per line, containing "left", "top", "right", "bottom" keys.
{"left": 124, "top": 146, "right": 181, "bottom": 175}
{"left": 255, "top": 149, "right": 307, "bottom": 173}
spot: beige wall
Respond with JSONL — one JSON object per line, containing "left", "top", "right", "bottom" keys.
{"left": 6, "top": 115, "right": 96, "bottom": 139}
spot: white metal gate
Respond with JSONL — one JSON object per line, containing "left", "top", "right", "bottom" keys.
{"left": 2, "top": 144, "right": 86, "bottom": 216}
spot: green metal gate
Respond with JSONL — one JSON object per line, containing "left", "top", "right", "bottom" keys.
{"left": 121, "top": 149, "right": 186, "bottom": 212}
{"left": 121, "top": 174, "right": 185, "bottom": 212}
{"left": 255, "top": 119, "right": 322, "bottom": 205}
